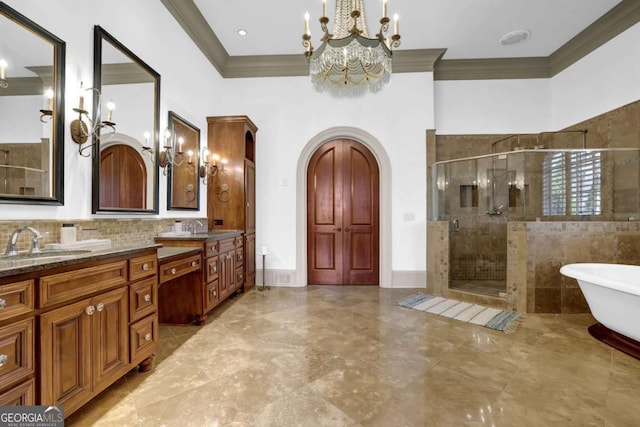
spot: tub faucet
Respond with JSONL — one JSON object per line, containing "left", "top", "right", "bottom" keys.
{"left": 5, "top": 226, "right": 43, "bottom": 256}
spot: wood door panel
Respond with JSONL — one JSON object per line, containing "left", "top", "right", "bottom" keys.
{"left": 40, "top": 299, "right": 92, "bottom": 409}
{"left": 93, "top": 287, "right": 129, "bottom": 387}
{"left": 308, "top": 139, "right": 379, "bottom": 285}
{"left": 100, "top": 144, "right": 146, "bottom": 209}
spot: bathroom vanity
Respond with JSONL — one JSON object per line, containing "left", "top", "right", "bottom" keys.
{"left": 155, "top": 230, "right": 244, "bottom": 325}
{"left": 0, "top": 245, "right": 159, "bottom": 416}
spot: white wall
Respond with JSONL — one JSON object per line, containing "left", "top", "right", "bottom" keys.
{"left": 219, "top": 73, "right": 434, "bottom": 274}
{"left": 1, "top": 0, "right": 220, "bottom": 220}
{"left": 551, "top": 22, "right": 640, "bottom": 130}
{"left": 434, "top": 79, "right": 551, "bottom": 134}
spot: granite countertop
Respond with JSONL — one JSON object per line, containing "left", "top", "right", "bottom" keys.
{"left": 157, "top": 246, "right": 202, "bottom": 262}
{"left": 0, "top": 243, "right": 161, "bottom": 278}
{"left": 154, "top": 230, "right": 243, "bottom": 241}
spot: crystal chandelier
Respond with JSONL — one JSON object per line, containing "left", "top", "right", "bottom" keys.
{"left": 302, "top": 0, "right": 401, "bottom": 96}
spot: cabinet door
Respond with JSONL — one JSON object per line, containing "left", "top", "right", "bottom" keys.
{"left": 92, "top": 287, "right": 129, "bottom": 389}
{"left": 219, "top": 253, "right": 230, "bottom": 300}
{"left": 245, "top": 160, "right": 256, "bottom": 234}
{"left": 40, "top": 298, "right": 92, "bottom": 412}
{"left": 244, "top": 233, "right": 256, "bottom": 290}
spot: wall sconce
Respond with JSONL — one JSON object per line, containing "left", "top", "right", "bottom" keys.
{"left": 140, "top": 131, "right": 155, "bottom": 162}
{"left": 0, "top": 59, "right": 7, "bottom": 89}
{"left": 39, "top": 88, "right": 53, "bottom": 123}
{"left": 199, "top": 148, "right": 226, "bottom": 185}
{"left": 70, "top": 82, "right": 116, "bottom": 157}
{"left": 159, "top": 129, "right": 182, "bottom": 174}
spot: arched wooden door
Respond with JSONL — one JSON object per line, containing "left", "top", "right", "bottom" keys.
{"left": 307, "top": 139, "right": 379, "bottom": 285}
{"left": 100, "top": 144, "right": 147, "bottom": 209}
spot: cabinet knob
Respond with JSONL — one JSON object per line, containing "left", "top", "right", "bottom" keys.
{"left": 0, "top": 354, "right": 7, "bottom": 367}
{"left": 191, "top": 260, "right": 198, "bottom": 267}
{"left": 0, "top": 298, "right": 6, "bottom": 310}
{"left": 144, "top": 333, "right": 152, "bottom": 342}
{"left": 85, "top": 305, "right": 95, "bottom": 315}
{"left": 171, "top": 268, "right": 177, "bottom": 275}
{"left": 143, "top": 294, "right": 151, "bottom": 302}
{"left": 210, "top": 265, "right": 217, "bottom": 274}
{"left": 96, "top": 303, "right": 104, "bottom": 312}
{"left": 142, "top": 263, "right": 150, "bottom": 271}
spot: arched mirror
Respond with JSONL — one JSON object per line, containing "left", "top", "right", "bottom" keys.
{"left": 166, "top": 111, "right": 200, "bottom": 210}
{"left": 92, "top": 26, "right": 159, "bottom": 213}
{"left": 0, "top": 3, "right": 65, "bottom": 205}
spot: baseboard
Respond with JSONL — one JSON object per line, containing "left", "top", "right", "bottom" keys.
{"left": 257, "top": 269, "right": 427, "bottom": 288}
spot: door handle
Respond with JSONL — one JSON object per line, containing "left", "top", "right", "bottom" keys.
{"left": 344, "top": 227, "right": 350, "bottom": 232}
{"left": 333, "top": 227, "right": 342, "bottom": 232}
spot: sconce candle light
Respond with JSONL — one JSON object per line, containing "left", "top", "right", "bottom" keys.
{"left": 159, "top": 128, "right": 186, "bottom": 175}
{"left": 39, "top": 88, "right": 54, "bottom": 123}
{"left": 199, "top": 149, "right": 225, "bottom": 185}
{"left": 70, "top": 81, "right": 117, "bottom": 157}
{"left": 0, "top": 59, "right": 7, "bottom": 88}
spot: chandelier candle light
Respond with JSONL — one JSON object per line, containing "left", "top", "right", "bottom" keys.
{"left": 302, "top": 0, "right": 401, "bottom": 95}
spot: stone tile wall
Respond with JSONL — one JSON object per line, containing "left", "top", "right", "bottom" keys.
{"left": 0, "top": 218, "right": 208, "bottom": 253}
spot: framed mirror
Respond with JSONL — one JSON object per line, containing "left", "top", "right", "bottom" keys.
{"left": 0, "top": 3, "right": 65, "bottom": 205}
{"left": 92, "top": 25, "right": 159, "bottom": 213}
{"left": 167, "top": 111, "right": 200, "bottom": 210}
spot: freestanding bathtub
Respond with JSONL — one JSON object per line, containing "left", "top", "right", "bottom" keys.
{"left": 560, "top": 263, "right": 640, "bottom": 358}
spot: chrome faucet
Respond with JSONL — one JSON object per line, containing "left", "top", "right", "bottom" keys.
{"left": 188, "top": 219, "right": 205, "bottom": 234}
{"left": 5, "top": 226, "right": 43, "bottom": 256}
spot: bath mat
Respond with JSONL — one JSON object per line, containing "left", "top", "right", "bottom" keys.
{"left": 397, "top": 294, "right": 523, "bottom": 334}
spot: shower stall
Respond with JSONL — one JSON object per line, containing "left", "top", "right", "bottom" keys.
{"left": 430, "top": 142, "right": 640, "bottom": 300}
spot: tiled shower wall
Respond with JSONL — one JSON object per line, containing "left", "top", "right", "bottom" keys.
{"left": 0, "top": 218, "right": 208, "bottom": 253}
{"left": 428, "top": 220, "right": 640, "bottom": 314}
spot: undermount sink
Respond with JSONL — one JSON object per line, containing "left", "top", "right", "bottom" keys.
{"left": 157, "top": 231, "right": 192, "bottom": 237}
{"left": 0, "top": 249, "right": 92, "bottom": 261}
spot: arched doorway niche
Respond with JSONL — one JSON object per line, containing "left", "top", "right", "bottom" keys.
{"left": 296, "top": 127, "right": 392, "bottom": 287}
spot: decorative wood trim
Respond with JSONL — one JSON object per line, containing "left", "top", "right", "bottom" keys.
{"left": 434, "top": 57, "right": 550, "bottom": 81}
{"left": 162, "top": 0, "right": 640, "bottom": 81}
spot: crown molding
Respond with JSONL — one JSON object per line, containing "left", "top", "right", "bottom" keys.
{"left": 162, "top": 0, "right": 640, "bottom": 81}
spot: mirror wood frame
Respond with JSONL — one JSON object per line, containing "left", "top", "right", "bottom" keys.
{"left": 0, "top": 2, "right": 65, "bottom": 205}
{"left": 167, "top": 111, "right": 200, "bottom": 211}
{"left": 92, "top": 25, "right": 160, "bottom": 214}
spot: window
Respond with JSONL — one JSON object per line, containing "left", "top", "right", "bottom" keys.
{"left": 543, "top": 152, "right": 566, "bottom": 216}
{"left": 542, "top": 151, "right": 601, "bottom": 216}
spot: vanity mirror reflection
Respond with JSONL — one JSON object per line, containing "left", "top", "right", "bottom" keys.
{"left": 166, "top": 111, "right": 200, "bottom": 210}
{"left": 92, "top": 25, "right": 159, "bottom": 213}
{"left": 0, "top": 3, "right": 65, "bottom": 205}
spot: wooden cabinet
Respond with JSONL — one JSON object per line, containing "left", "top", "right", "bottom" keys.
{"left": 207, "top": 116, "right": 257, "bottom": 291}
{"left": 155, "top": 232, "right": 243, "bottom": 324}
{"left": 34, "top": 248, "right": 159, "bottom": 417}
{"left": 40, "top": 287, "right": 129, "bottom": 415}
{"left": 0, "top": 277, "right": 35, "bottom": 407}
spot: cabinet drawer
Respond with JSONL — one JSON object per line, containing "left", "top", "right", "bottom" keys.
{"left": 0, "top": 318, "right": 34, "bottom": 391}
{"left": 0, "top": 280, "right": 34, "bottom": 321}
{"left": 234, "top": 236, "right": 243, "bottom": 248}
{"left": 129, "top": 253, "right": 158, "bottom": 282}
{"left": 235, "top": 248, "right": 244, "bottom": 266}
{"left": 206, "top": 256, "right": 219, "bottom": 283}
{"left": 0, "top": 378, "right": 35, "bottom": 406}
{"left": 218, "top": 237, "right": 236, "bottom": 253}
{"left": 129, "top": 277, "right": 157, "bottom": 323}
{"left": 205, "top": 240, "right": 220, "bottom": 257}
{"left": 40, "top": 261, "right": 127, "bottom": 308}
{"left": 204, "top": 280, "right": 219, "bottom": 312}
{"left": 130, "top": 314, "right": 158, "bottom": 364}
{"left": 236, "top": 267, "right": 244, "bottom": 287}
{"left": 159, "top": 255, "right": 201, "bottom": 284}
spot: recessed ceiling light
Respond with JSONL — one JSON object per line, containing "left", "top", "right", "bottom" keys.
{"left": 237, "top": 28, "right": 248, "bottom": 36}
{"left": 499, "top": 29, "right": 531, "bottom": 46}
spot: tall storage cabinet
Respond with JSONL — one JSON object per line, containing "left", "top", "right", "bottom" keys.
{"left": 207, "top": 116, "right": 257, "bottom": 290}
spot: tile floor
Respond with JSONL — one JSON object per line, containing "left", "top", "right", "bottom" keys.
{"left": 67, "top": 286, "right": 640, "bottom": 426}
